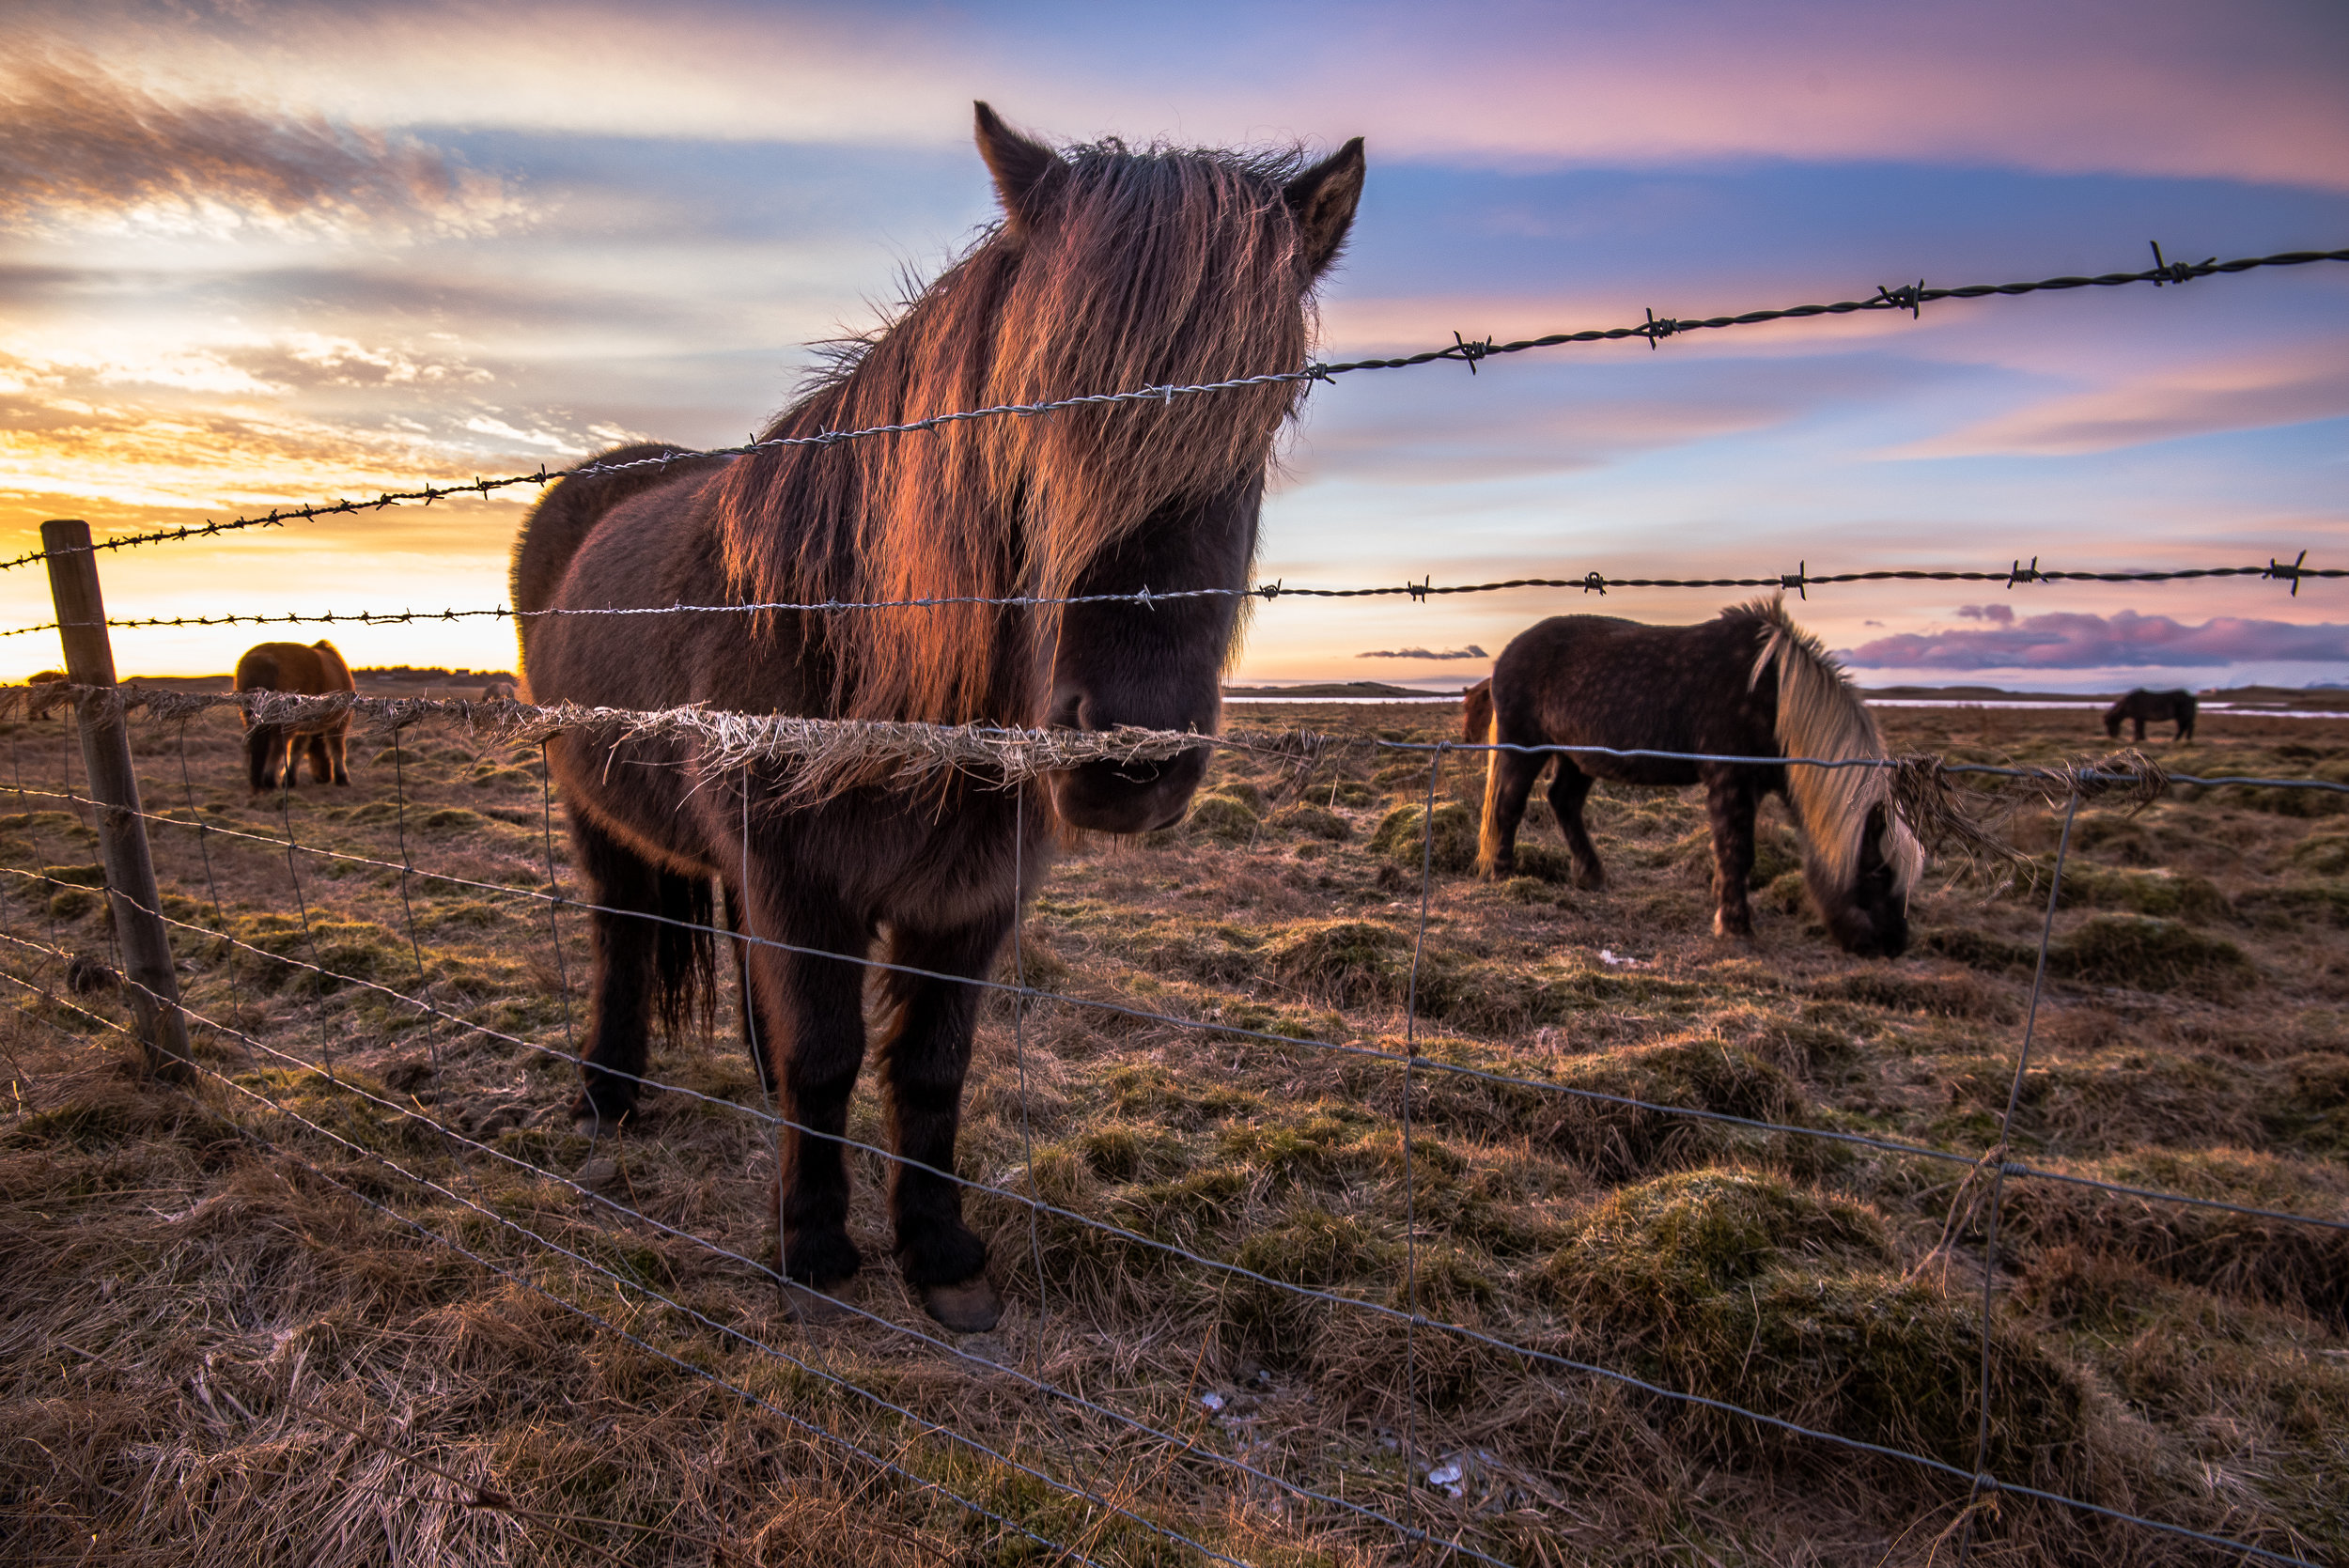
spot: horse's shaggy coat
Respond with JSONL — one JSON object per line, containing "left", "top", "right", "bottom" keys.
{"left": 2106, "top": 688, "right": 2198, "bottom": 743}
{"left": 511, "top": 103, "right": 1362, "bottom": 1329}
{"left": 233, "top": 640, "right": 354, "bottom": 791}
{"left": 1474, "top": 597, "right": 1921, "bottom": 956}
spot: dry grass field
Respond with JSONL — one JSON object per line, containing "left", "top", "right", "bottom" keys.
{"left": 2, "top": 688, "right": 2345, "bottom": 1566}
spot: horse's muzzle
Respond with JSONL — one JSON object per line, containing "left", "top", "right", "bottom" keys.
{"left": 1046, "top": 746, "right": 1211, "bottom": 834}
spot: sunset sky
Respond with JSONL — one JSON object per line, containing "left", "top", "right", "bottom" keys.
{"left": 4, "top": 0, "right": 2346, "bottom": 690}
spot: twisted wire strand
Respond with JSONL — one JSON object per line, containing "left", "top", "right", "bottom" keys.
{"left": 3, "top": 244, "right": 2341, "bottom": 574}
{"left": 1959, "top": 789, "right": 2081, "bottom": 1564}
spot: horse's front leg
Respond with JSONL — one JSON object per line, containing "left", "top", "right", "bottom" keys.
{"left": 737, "top": 886, "right": 871, "bottom": 1305}
{"left": 567, "top": 815, "right": 667, "bottom": 1131}
{"left": 246, "top": 723, "right": 286, "bottom": 792}
{"left": 1705, "top": 768, "right": 1759, "bottom": 939}
{"left": 872, "top": 916, "right": 1011, "bottom": 1332}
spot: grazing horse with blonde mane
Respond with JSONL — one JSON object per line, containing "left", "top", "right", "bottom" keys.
{"left": 512, "top": 104, "right": 1364, "bottom": 1329}
{"left": 1475, "top": 597, "right": 1922, "bottom": 957}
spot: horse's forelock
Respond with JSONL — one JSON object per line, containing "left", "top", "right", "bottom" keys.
{"left": 715, "top": 138, "right": 1321, "bottom": 723}
{"left": 1745, "top": 594, "right": 1923, "bottom": 897}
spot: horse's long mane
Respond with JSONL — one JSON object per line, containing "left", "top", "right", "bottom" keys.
{"left": 713, "top": 132, "right": 1325, "bottom": 723}
{"left": 1739, "top": 595, "right": 1924, "bottom": 895}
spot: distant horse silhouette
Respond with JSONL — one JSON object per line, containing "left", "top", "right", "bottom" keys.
{"left": 512, "top": 103, "right": 1363, "bottom": 1330}
{"left": 2105, "top": 688, "right": 2197, "bottom": 743}
{"left": 235, "top": 640, "right": 355, "bottom": 791}
{"left": 1475, "top": 596, "right": 1922, "bottom": 956}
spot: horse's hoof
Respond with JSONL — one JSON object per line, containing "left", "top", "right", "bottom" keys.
{"left": 570, "top": 1103, "right": 631, "bottom": 1138}
{"left": 783, "top": 1278, "right": 862, "bottom": 1326}
{"left": 919, "top": 1275, "right": 1003, "bottom": 1333}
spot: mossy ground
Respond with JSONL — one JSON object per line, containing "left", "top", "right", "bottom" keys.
{"left": 2, "top": 696, "right": 2345, "bottom": 1564}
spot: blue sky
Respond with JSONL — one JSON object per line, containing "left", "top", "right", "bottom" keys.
{"left": 2, "top": 0, "right": 2345, "bottom": 688}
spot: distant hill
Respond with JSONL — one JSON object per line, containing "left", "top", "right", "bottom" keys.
{"left": 1222, "top": 680, "right": 1457, "bottom": 699}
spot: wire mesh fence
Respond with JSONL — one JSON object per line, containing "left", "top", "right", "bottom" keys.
{"left": 3, "top": 691, "right": 2344, "bottom": 1564}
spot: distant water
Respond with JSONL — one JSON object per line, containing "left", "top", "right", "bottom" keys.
{"left": 1224, "top": 693, "right": 2349, "bottom": 719}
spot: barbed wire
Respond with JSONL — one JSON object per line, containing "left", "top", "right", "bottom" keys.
{"left": 3, "top": 552, "right": 2340, "bottom": 643}
{"left": 4, "top": 243, "right": 2341, "bottom": 575}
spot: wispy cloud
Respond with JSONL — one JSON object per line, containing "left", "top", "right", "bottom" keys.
{"left": 1842, "top": 609, "right": 2349, "bottom": 670}
{"left": 1358, "top": 644, "right": 1488, "bottom": 660}
{"left": 1895, "top": 347, "right": 2349, "bottom": 457}
{"left": 0, "top": 54, "right": 530, "bottom": 240}
{"left": 16, "top": 1, "right": 2345, "bottom": 188}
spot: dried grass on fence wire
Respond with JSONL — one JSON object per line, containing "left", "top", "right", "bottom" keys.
{"left": 0, "top": 681, "right": 2146, "bottom": 857}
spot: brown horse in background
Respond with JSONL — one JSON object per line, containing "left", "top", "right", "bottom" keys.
{"left": 512, "top": 103, "right": 1363, "bottom": 1330}
{"left": 1475, "top": 597, "right": 1922, "bottom": 956}
{"left": 235, "top": 640, "right": 355, "bottom": 791}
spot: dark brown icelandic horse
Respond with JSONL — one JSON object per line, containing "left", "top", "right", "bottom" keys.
{"left": 2105, "top": 688, "right": 2197, "bottom": 742}
{"left": 512, "top": 104, "right": 1364, "bottom": 1330}
{"left": 235, "top": 640, "right": 355, "bottom": 791}
{"left": 1474, "top": 597, "right": 1923, "bottom": 956}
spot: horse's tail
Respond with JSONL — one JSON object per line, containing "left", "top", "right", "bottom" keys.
{"left": 652, "top": 870, "right": 718, "bottom": 1044}
{"left": 1475, "top": 697, "right": 1508, "bottom": 877}
{"left": 1745, "top": 594, "right": 1923, "bottom": 898}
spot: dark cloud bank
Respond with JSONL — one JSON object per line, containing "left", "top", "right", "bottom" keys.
{"left": 1842, "top": 607, "right": 2349, "bottom": 671}
{"left": 1358, "top": 644, "right": 1488, "bottom": 661}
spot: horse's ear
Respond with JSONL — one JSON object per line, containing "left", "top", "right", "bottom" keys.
{"left": 974, "top": 101, "right": 1062, "bottom": 230}
{"left": 1283, "top": 137, "right": 1364, "bottom": 280}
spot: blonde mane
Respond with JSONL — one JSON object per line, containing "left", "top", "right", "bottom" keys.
{"left": 1740, "top": 595, "right": 1924, "bottom": 896}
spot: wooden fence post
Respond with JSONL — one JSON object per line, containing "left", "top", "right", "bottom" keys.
{"left": 40, "top": 520, "right": 192, "bottom": 1078}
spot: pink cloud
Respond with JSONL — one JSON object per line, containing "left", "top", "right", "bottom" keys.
{"left": 1843, "top": 609, "right": 2349, "bottom": 670}
{"left": 1899, "top": 347, "right": 2349, "bottom": 458}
